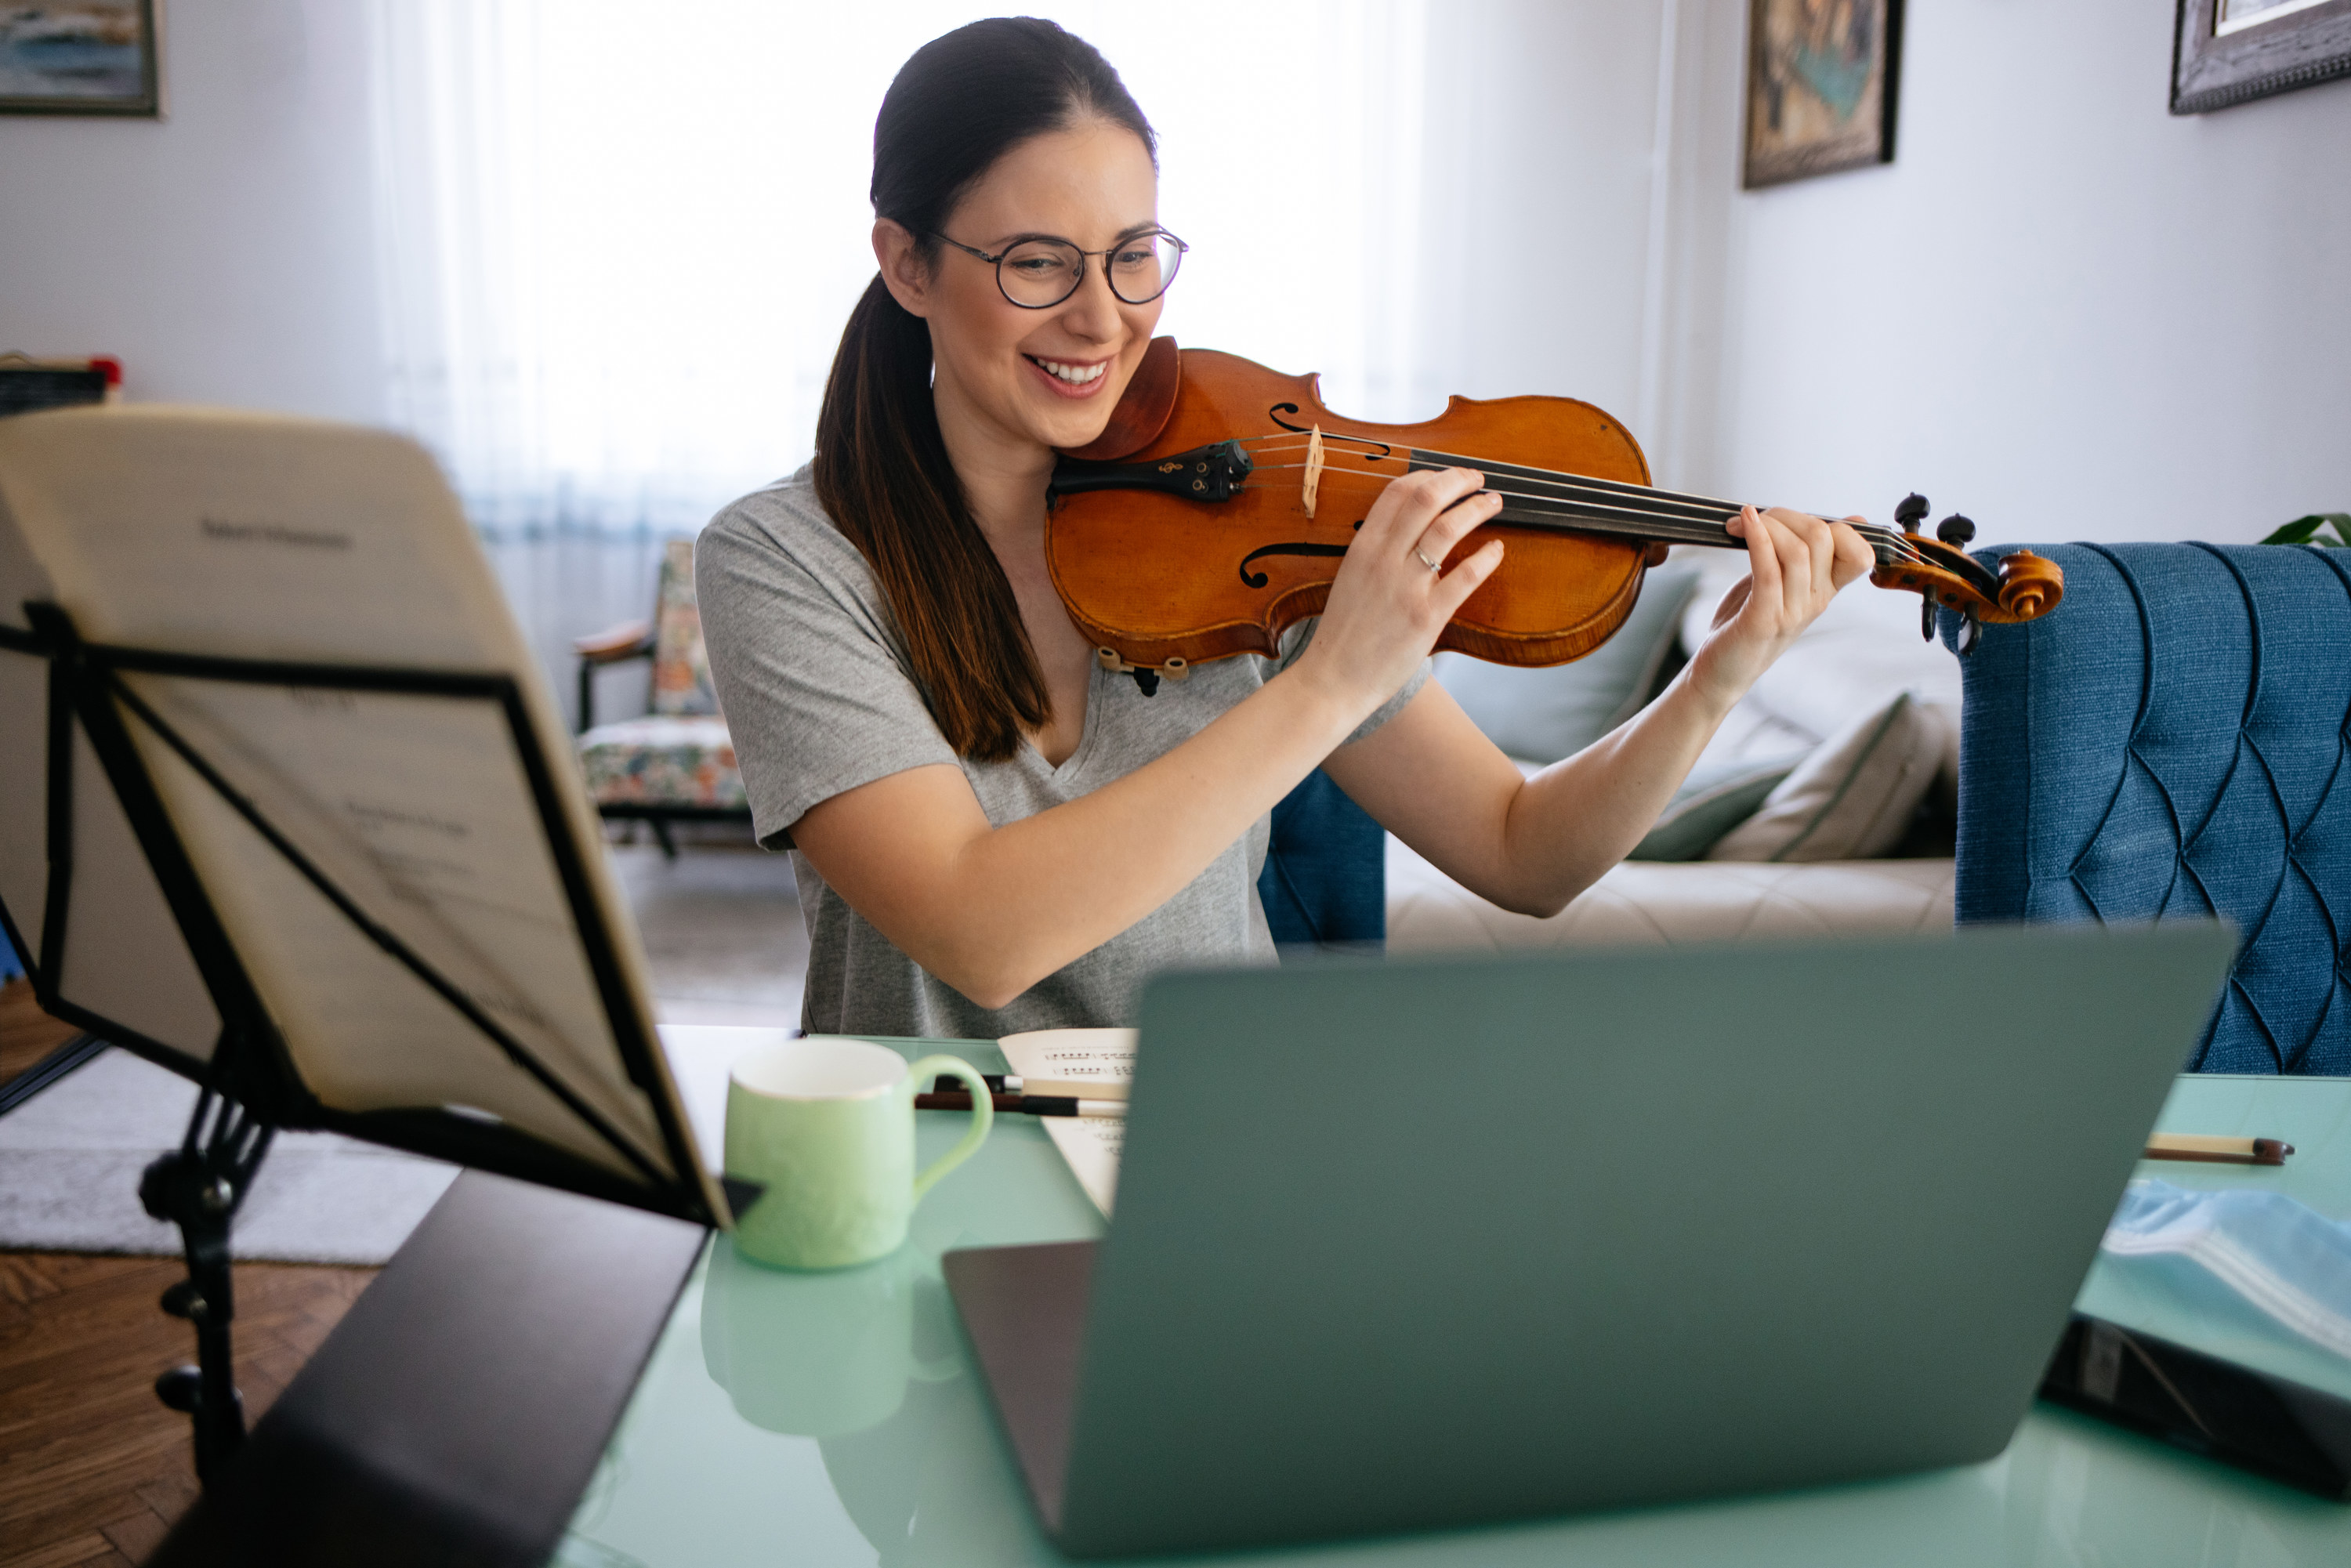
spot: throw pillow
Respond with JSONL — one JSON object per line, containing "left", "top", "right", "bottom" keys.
{"left": 1706, "top": 690, "right": 1940, "bottom": 863}
{"left": 1675, "top": 547, "right": 1962, "bottom": 777}
{"left": 1435, "top": 565, "right": 1699, "bottom": 764}
{"left": 1628, "top": 749, "right": 1809, "bottom": 861}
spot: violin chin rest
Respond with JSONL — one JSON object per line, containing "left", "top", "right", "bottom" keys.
{"left": 1056, "top": 335, "right": 1182, "bottom": 462}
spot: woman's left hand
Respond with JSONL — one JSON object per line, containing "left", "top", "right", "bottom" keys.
{"left": 1684, "top": 505, "right": 1876, "bottom": 711}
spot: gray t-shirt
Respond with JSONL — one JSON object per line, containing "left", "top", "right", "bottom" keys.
{"left": 696, "top": 467, "right": 1425, "bottom": 1038}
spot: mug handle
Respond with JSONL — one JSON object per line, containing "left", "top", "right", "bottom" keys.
{"left": 905, "top": 1056, "right": 994, "bottom": 1204}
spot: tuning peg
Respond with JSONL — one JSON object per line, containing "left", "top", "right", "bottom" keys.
{"left": 1895, "top": 493, "right": 1929, "bottom": 532}
{"left": 1936, "top": 513, "right": 1976, "bottom": 548}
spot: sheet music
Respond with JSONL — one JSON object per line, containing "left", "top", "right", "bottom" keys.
{"left": 0, "top": 489, "right": 221, "bottom": 1061}
{"left": 0, "top": 409, "right": 701, "bottom": 1193}
{"left": 999, "top": 1028, "right": 1135, "bottom": 1216}
{"left": 0, "top": 491, "right": 60, "bottom": 969}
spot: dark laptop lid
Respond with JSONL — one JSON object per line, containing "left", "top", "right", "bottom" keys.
{"left": 1031, "top": 922, "right": 2233, "bottom": 1558}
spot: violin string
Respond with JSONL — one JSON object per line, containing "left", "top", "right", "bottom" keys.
{"left": 1265, "top": 458, "right": 1935, "bottom": 561}
{"left": 1414, "top": 444, "right": 1756, "bottom": 517}
{"left": 1240, "top": 445, "right": 1898, "bottom": 541}
{"left": 1248, "top": 458, "right": 1747, "bottom": 528}
{"left": 1236, "top": 464, "right": 1936, "bottom": 567}
{"left": 1231, "top": 433, "right": 1927, "bottom": 553}
{"left": 1162, "top": 434, "right": 1967, "bottom": 576}
{"left": 1255, "top": 477, "right": 1739, "bottom": 541}
{"left": 1226, "top": 476, "right": 1925, "bottom": 561}
{"left": 1232, "top": 432, "right": 1758, "bottom": 516}
{"left": 1234, "top": 432, "right": 1388, "bottom": 452}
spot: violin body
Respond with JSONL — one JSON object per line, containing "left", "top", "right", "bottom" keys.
{"left": 1049, "top": 345, "right": 1659, "bottom": 672}
{"left": 1046, "top": 339, "right": 2061, "bottom": 680}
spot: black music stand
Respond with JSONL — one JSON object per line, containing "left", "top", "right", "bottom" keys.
{"left": 0, "top": 407, "right": 724, "bottom": 1485}
{"left": 0, "top": 603, "right": 719, "bottom": 1479}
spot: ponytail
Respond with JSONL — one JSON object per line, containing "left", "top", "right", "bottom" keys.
{"left": 810, "top": 17, "right": 1155, "bottom": 762}
{"left": 813, "top": 276, "right": 1047, "bottom": 762}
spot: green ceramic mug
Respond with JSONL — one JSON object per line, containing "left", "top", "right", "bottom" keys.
{"left": 725, "top": 1037, "right": 992, "bottom": 1270}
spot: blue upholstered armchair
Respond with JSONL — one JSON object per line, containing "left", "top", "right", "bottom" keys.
{"left": 1951, "top": 543, "right": 2351, "bottom": 1074}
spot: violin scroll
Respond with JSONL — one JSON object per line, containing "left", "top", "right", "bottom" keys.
{"left": 1991, "top": 552, "right": 2064, "bottom": 620}
{"left": 1874, "top": 493, "right": 2063, "bottom": 650}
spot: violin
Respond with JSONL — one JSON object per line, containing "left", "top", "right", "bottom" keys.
{"left": 1045, "top": 339, "right": 2061, "bottom": 690}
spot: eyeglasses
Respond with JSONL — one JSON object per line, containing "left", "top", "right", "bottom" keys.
{"left": 929, "top": 228, "right": 1187, "bottom": 309}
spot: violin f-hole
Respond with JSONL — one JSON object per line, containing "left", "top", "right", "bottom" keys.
{"left": 1238, "top": 541, "right": 1350, "bottom": 588}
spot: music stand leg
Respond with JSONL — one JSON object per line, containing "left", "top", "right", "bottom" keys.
{"left": 139, "top": 1088, "right": 274, "bottom": 1483}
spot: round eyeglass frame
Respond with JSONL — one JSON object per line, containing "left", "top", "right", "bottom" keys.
{"left": 929, "top": 228, "right": 1188, "bottom": 309}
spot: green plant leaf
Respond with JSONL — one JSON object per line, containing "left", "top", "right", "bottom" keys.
{"left": 2262, "top": 513, "right": 2351, "bottom": 548}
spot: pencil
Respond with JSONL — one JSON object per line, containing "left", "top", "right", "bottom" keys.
{"left": 2143, "top": 1133, "right": 2294, "bottom": 1166}
{"left": 930, "top": 1074, "right": 1129, "bottom": 1102}
{"left": 915, "top": 1091, "right": 1125, "bottom": 1119}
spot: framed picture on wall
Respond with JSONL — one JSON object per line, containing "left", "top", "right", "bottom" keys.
{"left": 2173, "top": 0, "right": 2351, "bottom": 113}
{"left": 0, "top": 0, "right": 161, "bottom": 118}
{"left": 1743, "top": 0, "right": 1905, "bottom": 190}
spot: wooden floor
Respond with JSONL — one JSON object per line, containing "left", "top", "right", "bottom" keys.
{"left": 0, "top": 975, "right": 78, "bottom": 1085}
{"left": 0, "top": 980, "right": 380, "bottom": 1566}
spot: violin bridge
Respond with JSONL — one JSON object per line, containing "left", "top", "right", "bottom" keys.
{"left": 1301, "top": 425, "right": 1326, "bottom": 520}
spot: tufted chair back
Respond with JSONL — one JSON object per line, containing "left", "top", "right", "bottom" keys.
{"left": 1950, "top": 542, "right": 2351, "bottom": 1074}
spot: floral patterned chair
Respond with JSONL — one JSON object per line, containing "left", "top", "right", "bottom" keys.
{"left": 574, "top": 538, "right": 749, "bottom": 856}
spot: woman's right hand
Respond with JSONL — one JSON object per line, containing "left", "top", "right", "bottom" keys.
{"left": 1289, "top": 466, "right": 1506, "bottom": 720}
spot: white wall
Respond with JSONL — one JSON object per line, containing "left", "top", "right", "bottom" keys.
{"left": 0, "top": 0, "right": 384, "bottom": 422}
{"left": 1409, "top": 1, "right": 1672, "bottom": 426}
{"left": 0, "top": 0, "right": 664, "bottom": 722}
{"left": 1683, "top": 0, "right": 2351, "bottom": 545}
{"left": 12, "top": 0, "right": 2337, "bottom": 556}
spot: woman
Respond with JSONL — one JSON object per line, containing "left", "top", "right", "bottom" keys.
{"left": 699, "top": 18, "right": 1873, "bottom": 1037}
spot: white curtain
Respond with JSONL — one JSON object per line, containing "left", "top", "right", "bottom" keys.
{"left": 368, "top": 1, "right": 1436, "bottom": 719}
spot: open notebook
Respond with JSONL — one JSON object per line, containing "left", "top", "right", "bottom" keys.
{"left": 0, "top": 406, "right": 718, "bottom": 1224}
{"left": 999, "top": 1027, "right": 1134, "bottom": 1215}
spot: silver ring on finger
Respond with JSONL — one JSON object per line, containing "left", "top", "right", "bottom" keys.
{"left": 1413, "top": 547, "right": 1442, "bottom": 576}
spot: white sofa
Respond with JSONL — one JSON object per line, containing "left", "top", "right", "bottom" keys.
{"left": 1386, "top": 553, "right": 1962, "bottom": 953}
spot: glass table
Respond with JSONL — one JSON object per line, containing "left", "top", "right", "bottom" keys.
{"left": 558, "top": 1046, "right": 2351, "bottom": 1566}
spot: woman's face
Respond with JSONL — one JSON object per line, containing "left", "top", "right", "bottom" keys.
{"left": 878, "top": 120, "right": 1165, "bottom": 458}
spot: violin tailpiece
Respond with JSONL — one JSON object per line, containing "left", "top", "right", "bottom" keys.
{"left": 1050, "top": 441, "right": 1254, "bottom": 504}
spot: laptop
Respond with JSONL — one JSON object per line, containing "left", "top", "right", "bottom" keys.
{"left": 944, "top": 921, "right": 2238, "bottom": 1559}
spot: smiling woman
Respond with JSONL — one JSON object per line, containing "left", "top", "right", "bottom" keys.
{"left": 368, "top": 2, "right": 1449, "bottom": 717}
{"left": 817, "top": 36, "right": 1172, "bottom": 764}
{"left": 695, "top": 17, "right": 1875, "bottom": 1040}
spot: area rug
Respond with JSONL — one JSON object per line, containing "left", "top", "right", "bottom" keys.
{"left": 0, "top": 1048, "right": 460, "bottom": 1265}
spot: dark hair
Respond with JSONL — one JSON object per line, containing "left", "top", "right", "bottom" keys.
{"left": 813, "top": 19, "right": 1156, "bottom": 762}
